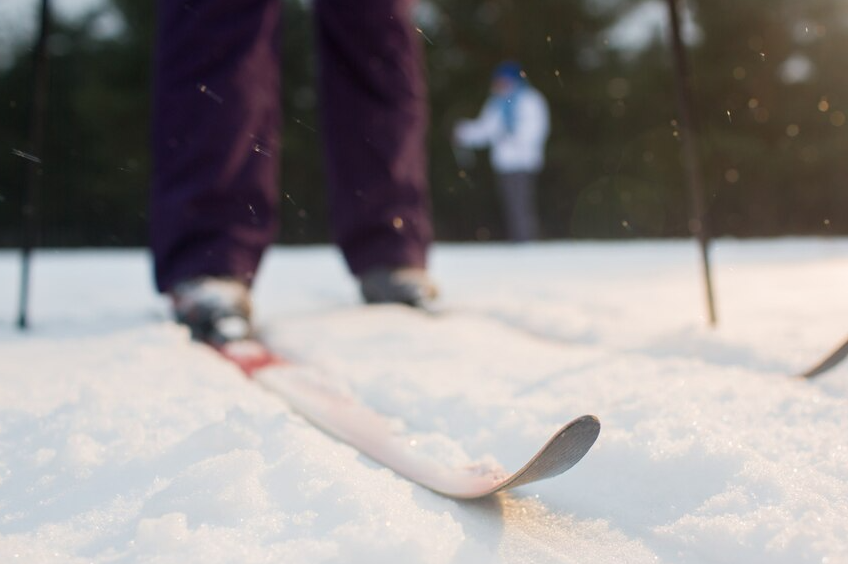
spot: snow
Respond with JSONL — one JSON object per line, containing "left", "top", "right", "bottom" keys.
{"left": 1, "top": 238, "right": 848, "bottom": 563}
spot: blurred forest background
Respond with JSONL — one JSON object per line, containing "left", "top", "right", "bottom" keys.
{"left": 1, "top": 0, "right": 848, "bottom": 247}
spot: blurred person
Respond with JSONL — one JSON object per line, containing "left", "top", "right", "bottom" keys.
{"left": 453, "top": 61, "right": 550, "bottom": 242}
{"left": 151, "top": 0, "right": 437, "bottom": 348}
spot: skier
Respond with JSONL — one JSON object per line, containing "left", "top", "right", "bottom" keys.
{"left": 151, "top": 0, "right": 438, "bottom": 347}
{"left": 453, "top": 61, "right": 550, "bottom": 242}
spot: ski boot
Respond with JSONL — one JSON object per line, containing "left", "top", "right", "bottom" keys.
{"left": 358, "top": 267, "right": 438, "bottom": 307}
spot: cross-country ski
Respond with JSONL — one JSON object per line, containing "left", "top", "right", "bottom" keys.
{"left": 255, "top": 361, "right": 600, "bottom": 499}
{"left": 210, "top": 336, "right": 600, "bottom": 499}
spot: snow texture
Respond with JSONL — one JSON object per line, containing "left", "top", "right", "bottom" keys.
{"left": 1, "top": 239, "right": 847, "bottom": 563}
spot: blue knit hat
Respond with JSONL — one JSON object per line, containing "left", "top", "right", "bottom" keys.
{"left": 492, "top": 60, "right": 524, "bottom": 83}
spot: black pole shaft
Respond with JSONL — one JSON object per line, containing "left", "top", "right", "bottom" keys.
{"left": 665, "top": 0, "right": 717, "bottom": 326}
{"left": 18, "top": 0, "right": 51, "bottom": 330}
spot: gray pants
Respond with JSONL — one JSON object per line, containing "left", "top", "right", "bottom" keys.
{"left": 496, "top": 171, "right": 540, "bottom": 242}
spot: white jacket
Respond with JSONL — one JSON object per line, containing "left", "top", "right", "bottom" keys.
{"left": 454, "top": 86, "right": 550, "bottom": 173}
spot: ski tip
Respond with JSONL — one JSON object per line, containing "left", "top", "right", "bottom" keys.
{"left": 563, "top": 414, "right": 601, "bottom": 449}
{"left": 797, "top": 336, "right": 848, "bottom": 380}
{"left": 471, "top": 414, "right": 601, "bottom": 497}
{"left": 553, "top": 414, "right": 601, "bottom": 466}
{"left": 575, "top": 414, "right": 600, "bottom": 426}
{"left": 565, "top": 414, "right": 600, "bottom": 434}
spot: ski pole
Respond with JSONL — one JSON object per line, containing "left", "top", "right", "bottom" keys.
{"left": 18, "top": 0, "right": 51, "bottom": 330}
{"left": 665, "top": 0, "right": 717, "bottom": 326}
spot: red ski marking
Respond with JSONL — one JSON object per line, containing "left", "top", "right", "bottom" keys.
{"left": 216, "top": 340, "right": 286, "bottom": 377}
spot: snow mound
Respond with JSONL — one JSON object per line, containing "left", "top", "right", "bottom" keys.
{"left": 1, "top": 239, "right": 848, "bottom": 563}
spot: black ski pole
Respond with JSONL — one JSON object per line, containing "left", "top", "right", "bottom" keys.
{"left": 17, "top": 0, "right": 51, "bottom": 330}
{"left": 665, "top": 0, "right": 718, "bottom": 326}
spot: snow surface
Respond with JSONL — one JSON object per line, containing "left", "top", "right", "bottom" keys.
{"left": 1, "top": 239, "right": 848, "bottom": 563}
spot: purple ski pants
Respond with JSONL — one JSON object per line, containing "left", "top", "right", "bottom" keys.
{"left": 150, "top": 0, "right": 431, "bottom": 292}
